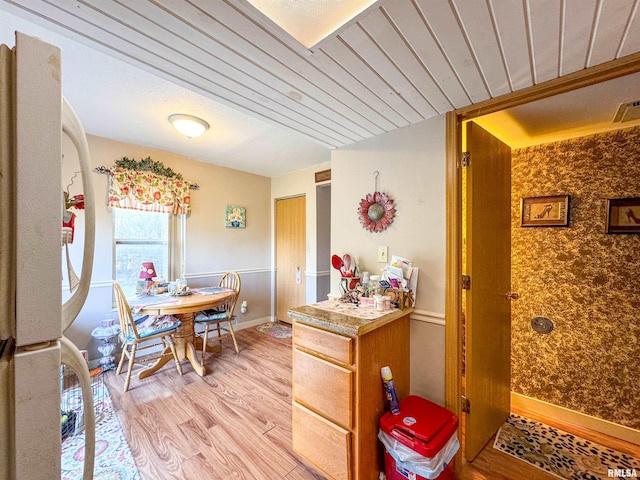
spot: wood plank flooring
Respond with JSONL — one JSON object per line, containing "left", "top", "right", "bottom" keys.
{"left": 105, "top": 328, "right": 636, "bottom": 480}
{"left": 105, "top": 328, "right": 324, "bottom": 480}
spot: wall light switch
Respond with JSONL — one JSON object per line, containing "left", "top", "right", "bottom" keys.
{"left": 378, "top": 246, "right": 388, "bottom": 263}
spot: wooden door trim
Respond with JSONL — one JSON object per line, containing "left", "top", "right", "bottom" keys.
{"left": 444, "top": 53, "right": 640, "bottom": 467}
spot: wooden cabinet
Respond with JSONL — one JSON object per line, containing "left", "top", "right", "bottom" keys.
{"left": 291, "top": 311, "right": 411, "bottom": 480}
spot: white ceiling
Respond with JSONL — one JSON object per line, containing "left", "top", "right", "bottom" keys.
{"left": 1, "top": 0, "right": 640, "bottom": 177}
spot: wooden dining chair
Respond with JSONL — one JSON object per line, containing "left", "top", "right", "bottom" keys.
{"left": 113, "top": 282, "right": 183, "bottom": 392}
{"left": 194, "top": 271, "right": 241, "bottom": 365}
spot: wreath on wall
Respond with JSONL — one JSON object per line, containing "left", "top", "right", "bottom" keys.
{"left": 357, "top": 172, "right": 396, "bottom": 232}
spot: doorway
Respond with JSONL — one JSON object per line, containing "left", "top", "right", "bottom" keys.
{"left": 275, "top": 195, "right": 306, "bottom": 323}
{"left": 446, "top": 56, "right": 640, "bottom": 464}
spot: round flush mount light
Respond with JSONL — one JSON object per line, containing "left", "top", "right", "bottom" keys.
{"left": 168, "top": 114, "right": 210, "bottom": 138}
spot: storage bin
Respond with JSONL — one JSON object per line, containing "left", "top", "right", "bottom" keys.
{"left": 379, "top": 395, "right": 459, "bottom": 480}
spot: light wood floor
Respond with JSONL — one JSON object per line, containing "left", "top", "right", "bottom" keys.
{"left": 105, "top": 328, "right": 324, "bottom": 480}
{"left": 105, "top": 328, "right": 637, "bottom": 480}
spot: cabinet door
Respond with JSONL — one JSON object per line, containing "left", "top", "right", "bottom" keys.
{"left": 293, "top": 349, "right": 353, "bottom": 428}
{"left": 292, "top": 402, "right": 352, "bottom": 480}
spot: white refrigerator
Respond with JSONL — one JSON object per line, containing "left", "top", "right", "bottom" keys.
{"left": 0, "top": 32, "right": 96, "bottom": 480}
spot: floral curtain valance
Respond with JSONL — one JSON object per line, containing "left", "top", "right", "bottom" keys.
{"left": 107, "top": 167, "right": 191, "bottom": 214}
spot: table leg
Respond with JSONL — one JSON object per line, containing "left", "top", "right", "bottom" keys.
{"left": 137, "top": 345, "right": 173, "bottom": 379}
{"left": 193, "top": 336, "right": 223, "bottom": 354}
{"left": 173, "top": 311, "right": 212, "bottom": 376}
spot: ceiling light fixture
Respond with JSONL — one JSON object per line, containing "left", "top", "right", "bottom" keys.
{"left": 168, "top": 114, "right": 210, "bottom": 138}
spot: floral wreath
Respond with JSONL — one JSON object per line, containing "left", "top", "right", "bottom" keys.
{"left": 358, "top": 191, "right": 396, "bottom": 232}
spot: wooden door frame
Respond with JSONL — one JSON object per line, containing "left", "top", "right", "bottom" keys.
{"left": 444, "top": 52, "right": 640, "bottom": 455}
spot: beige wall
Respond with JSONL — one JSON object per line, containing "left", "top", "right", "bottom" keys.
{"left": 511, "top": 126, "right": 640, "bottom": 430}
{"left": 63, "top": 134, "right": 272, "bottom": 360}
{"left": 331, "top": 116, "right": 447, "bottom": 404}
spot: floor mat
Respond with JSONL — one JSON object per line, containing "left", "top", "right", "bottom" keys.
{"left": 493, "top": 414, "right": 640, "bottom": 480}
{"left": 256, "top": 321, "right": 292, "bottom": 339}
{"left": 62, "top": 384, "right": 140, "bottom": 480}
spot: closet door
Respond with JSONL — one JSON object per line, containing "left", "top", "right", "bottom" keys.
{"left": 275, "top": 196, "right": 306, "bottom": 322}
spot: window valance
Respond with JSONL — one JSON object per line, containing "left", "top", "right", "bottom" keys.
{"left": 107, "top": 167, "right": 191, "bottom": 215}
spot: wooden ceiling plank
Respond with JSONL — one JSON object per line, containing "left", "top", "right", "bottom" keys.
{"left": 561, "top": 0, "right": 599, "bottom": 76}
{"left": 48, "top": 4, "right": 347, "bottom": 146}
{"left": 526, "top": 0, "right": 562, "bottom": 84}
{"left": 382, "top": 1, "right": 471, "bottom": 109}
{"left": 489, "top": 0, "right": 534, "bottom": 92}
{"left": 181, "top": 0, "right": 384, "bottom": 137}
{"left": 320, "top": 39, "right": 416, "bottom": 126}
{"left": 589, "top": 0, "right": 637, "bottom": 66}
{"left": 309, "top": 49, "right": 404, "bottom": 131}
{"left": 85, "top": 0, "right": 366, "bottom": 143}
{"left": 448, "top": 0, "right": 511, "bottom": 98}
{"left": 359, "top": 8, "right": 453, "bottom": 113}
{"left": 414, "top": 0, "right": 490, "bottom": 104}
{"left": 338, "top": 24, "right": 435, "bottom": 119}
{"left": 618, "top": 2, "right": 640, "bottom": 57}
{"left": 18, "top": 0, "right": 346, "bottom": 147}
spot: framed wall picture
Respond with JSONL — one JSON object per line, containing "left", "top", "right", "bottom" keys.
{"left": 314, "top": 169, "right": 331, "bottom": 183}
{"left": 225, "top": 205, "right": 246, "bottom": 228}
{"left": 605, "top": 198, "right": 640, "bottom": 233}
{"left": 520, "top": 195, "right": 570, "bottom": 227}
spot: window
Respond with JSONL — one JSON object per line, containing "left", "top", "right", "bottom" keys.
{"left": 113, "top": 209, "right": 184, "bottom": 296}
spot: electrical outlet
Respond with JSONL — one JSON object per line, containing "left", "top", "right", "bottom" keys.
{"left": 378, "top": 245, "right": 388, "bottom": 263}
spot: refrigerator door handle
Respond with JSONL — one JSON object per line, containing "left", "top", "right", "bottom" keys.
{"left": 60, "top": 336, "right": 95, "bottom": 480}
{"left": 61, "top": 98, "right": 96, "bottom": 330}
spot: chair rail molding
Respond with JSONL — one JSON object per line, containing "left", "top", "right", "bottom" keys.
{"left": 410, "top": 309, "right": 445, "bottom": 326}
{"left": 187, "top": 267, "right": 271, "bottom": 280}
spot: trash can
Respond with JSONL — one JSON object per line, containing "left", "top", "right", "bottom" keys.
{"left": 379, "top": 395, "right": 459, "bottom": 480}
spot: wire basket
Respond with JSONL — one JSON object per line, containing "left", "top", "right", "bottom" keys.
{"left": 60, "top": 364, "right": 107, "bottom": 441}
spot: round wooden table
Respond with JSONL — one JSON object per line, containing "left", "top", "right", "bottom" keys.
{"left": 136, "top": 288, "right": 235, "bottom": 377}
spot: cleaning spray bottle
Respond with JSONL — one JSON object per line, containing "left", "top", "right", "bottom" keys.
{"left": 381, "top": 366, "right": 400, "bottom": 414}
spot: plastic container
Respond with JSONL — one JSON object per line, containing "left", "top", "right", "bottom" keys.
{"left": 379, "top": 395, "right": 459, "bottom": 480}
{"left": 382, "top": 295, "right": 392, "bottom": 310}
{"left": 369, "top": 275, "right": 382, "bottom": 297}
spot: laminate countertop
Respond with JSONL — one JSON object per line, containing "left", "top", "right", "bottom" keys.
{"left": 288, "top": 300, "right": 414, "bottom": 337}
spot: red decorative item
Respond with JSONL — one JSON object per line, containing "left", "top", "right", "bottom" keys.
{"left": 62, "top": 211, "right": 76, "bottom": 244}
{"left": 358, "top": 191, "right": 396, "bottom": 233}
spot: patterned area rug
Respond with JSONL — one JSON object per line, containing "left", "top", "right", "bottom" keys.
{"left": 62, "top": 386, "right": 140, "bottom": 480}
{"left": 256, "top": 321, "right": 292, "bottom": 339}
{"left": 494, "top": 414, "right": 640, "bottom": 480}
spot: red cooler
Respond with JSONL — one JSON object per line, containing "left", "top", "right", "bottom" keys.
{"left": 379, "top": 395, "right": 459, "bottom": 480}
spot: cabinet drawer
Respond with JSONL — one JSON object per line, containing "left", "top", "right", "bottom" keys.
{"left": 293, "top": 349, "right": 353, "bottom": 428}
{"left": 294, "top": 322, "right": 353, "bottom": 365}
{"left": 292, "top": 402, "right": 352, "bottom": 480}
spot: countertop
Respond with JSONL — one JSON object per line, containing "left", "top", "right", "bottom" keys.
{"left": 288, "top": 301, "right": 414, "bottom": 337}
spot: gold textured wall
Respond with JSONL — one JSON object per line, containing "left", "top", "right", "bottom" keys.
{"left": 511, "top": 126, "right": 640, "bottom": 430}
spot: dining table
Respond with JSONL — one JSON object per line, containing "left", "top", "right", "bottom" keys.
{"left": 131, "top": 286, "right": 236, "bottom": 378}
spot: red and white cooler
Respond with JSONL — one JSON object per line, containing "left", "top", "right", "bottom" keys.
{"left": 379, "top": 395, "right": 459, "bottom": 480}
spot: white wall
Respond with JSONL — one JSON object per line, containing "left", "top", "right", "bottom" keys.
{"left": 331, "top": 116, "right": 447, "bottom": 404}
{"left": 63, "top": 134, "right": 273, "bottom": 361}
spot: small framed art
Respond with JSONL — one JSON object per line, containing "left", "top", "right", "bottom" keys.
{"left": 520, "top": 195, "right": 570, "bottom": 227}
{"left": 605, "top": 198, "right": 640, "bottom": 234}
{"left": 225, "top": 205, "right": 246, "bottom": 228}
{"left": 315, "top": 169, "right": 331, "bottom": 183}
